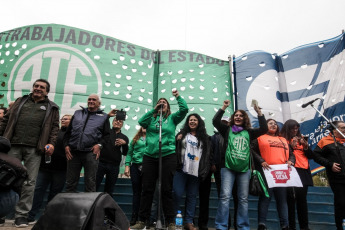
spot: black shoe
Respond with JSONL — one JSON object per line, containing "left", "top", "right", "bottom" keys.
{"left": 130, "top": 213, "right": 138, "bottom": 226}
{"left": 27, "top": 217, "right": 37, "bottom": 225}
{"left": 14, "top": 217, "right": 28, "bottom": 228}
{"left": 258, "top": 224, "right": 267, "bottom": 230}
{"left": 0, "top": 218, "right": 5, "bottom": 227}
{"left": 198, "top": 225, "right": 208, "bottom": 230}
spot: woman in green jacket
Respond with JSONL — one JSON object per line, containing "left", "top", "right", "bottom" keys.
{"left": 131, "top": 89, "right": 188, "bottom": 230}
{"left": 124, "top": 127, "right": 146, "bottom": 225}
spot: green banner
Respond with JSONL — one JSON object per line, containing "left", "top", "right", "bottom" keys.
{"left": 0, "top": 24, "right": 233, "bottom": 139}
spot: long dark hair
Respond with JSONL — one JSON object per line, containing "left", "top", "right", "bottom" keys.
{"left": 153, "top": 98, "right": 171, "bottom": 119}
{"left": 229, "top": 110, "right": 251, "bottom": 130}
{"left": 280, "top": 119, "right": 300, "bottom": 140}
{"left": 266, "top": 118, "right": 280, "bottom": 136}
{"left": 180, "top": 113, "right": 208, "bottom": 148}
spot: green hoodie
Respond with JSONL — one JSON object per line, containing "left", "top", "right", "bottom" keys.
{"left": 138, "top": 96, "right": 188, "bottom": 158}
{"left": 125, "top": 137, "right": 146, "bottom": 166}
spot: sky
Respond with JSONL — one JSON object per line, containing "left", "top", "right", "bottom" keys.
{"left": 1, "top": 0, "right": 345, "bottom": 60}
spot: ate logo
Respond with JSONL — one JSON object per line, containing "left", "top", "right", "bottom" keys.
{"left": 233, "top": 136, "right": 249, "bottom": 152}
{"left": 8, "top": 44, "right": 102, "bottom": 115}
{"left": 270, "top": 168, "right": 291, "bottom": 183}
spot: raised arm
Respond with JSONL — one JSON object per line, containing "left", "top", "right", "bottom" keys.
{"left": 171, "top": 90, "right": 189, "bottom": 125}
{"left": 212, "top": 100, "right": 230, "bottom": 138}
{"left": 251, "top": 104, "right": 268, "bottom": 139}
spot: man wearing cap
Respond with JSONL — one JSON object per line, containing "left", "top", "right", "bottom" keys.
{"left": 0, "top": 79, "right": 59, "bottom": 228}
{"left": 63, "top": 94, "right": 110, "bottom": 193}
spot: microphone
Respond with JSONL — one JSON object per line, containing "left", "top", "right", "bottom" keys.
{"left": 156, "top": 103, "right": 164, "bottom": 111}
{"left": 301, "top": 98, "right": 319, "bottom": 108}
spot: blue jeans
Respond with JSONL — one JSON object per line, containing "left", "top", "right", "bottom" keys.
{"left": 173, "top": 170, "right": 199, "bottom": 223}
{"left": 130, "top": 163, "right": 142, "bottom": 215}
{"left": 96, "top": 161, "right": 120, "bottom": 196}
{"left": 28, "top": 170, "right": 66, "bottom": 220}
{"left": 65, "top": 151, "right": 99, "bottom": 192}
{"left": 215, "top": 168, "right": 250, "bottom": 230}
{"left": 0, "top": 190, "right": 18, "bottom": 218}
{"left": 258, "top": 187, "right": 288, "bottom": 228}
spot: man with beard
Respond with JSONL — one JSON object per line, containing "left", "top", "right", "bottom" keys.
{"left": 0, "top": 79, "right": 60, "bottom": 228}
{"left": 64, "top": 94, "right": 110, "bottom": 193}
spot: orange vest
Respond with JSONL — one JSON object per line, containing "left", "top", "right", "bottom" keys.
{"left": 257, "top": 134, "right": 289, "bottom": 165}
{"left": 290, "top": 141, "right": 309, "bottom": 169}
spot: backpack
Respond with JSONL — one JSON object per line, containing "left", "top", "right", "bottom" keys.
{"left": 32, "top": 192, "right": 130, "bottom": 230}
{"left": 0, "top": 152, "right": 27, "bottom": 193}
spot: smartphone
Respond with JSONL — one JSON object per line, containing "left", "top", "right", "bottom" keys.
{"left": 251, "top": 99, "right": 259, "bottom": 108}
{"left": 116, "top": 109, "right": 126, "bottom": 121}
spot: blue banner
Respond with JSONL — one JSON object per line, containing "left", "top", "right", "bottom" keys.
{"left": 234, "top": 33, "right": 345, "bottom": 173}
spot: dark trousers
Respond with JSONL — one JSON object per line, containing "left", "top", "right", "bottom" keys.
{"left": 138, "top": 154, "right": 176, "bottom": 224}
{"left": 198, "top": 166, "right": 238, "bottom": 229}
{"left": 330, "top": 182, "right": 345, "bottom": 230}
{"left": 0, "top": 190, "right": 18, "bottom": 218}
{"left": 65, "top": 151, "right": 99, "bottom": 192}
{"left": 96, "top": 161, "right": 120, "bottom": 196}
{"left": 287, "top": 186, "right": 309, "bottom": 229}
{"left": 130, "top": 163, "right": 142, "bottom": 215}
{"left": 28, "top": 170, "right": 66, "bottom": 220}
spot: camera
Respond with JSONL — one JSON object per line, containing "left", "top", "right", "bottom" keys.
{"left": 116, "top": 109, "right": 126, "bottom": 121}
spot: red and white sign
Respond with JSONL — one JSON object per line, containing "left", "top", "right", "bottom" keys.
{"left": 263, "top": 164, "right": 303, "bottom": 188}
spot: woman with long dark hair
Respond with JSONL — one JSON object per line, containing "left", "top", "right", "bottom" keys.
{"left": 173, "top": 113, "right": 211, "bottom": 230}
{"left": 280, "top": 119, "right": 313, "bottom": 230}
{"left": 213, "top": 99, "right": 267, "bottom": 230}
{"left": 130, "top": 89, "right": 188, "bottom": 230}
{"left": 252, "top": 119, "right": 295, "bottom": 230}
{"left": 124, "top": 127, "right": 146, "bottom": 225}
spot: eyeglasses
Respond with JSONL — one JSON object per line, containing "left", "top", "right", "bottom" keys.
{"left": 268, "top": 122, "right": 277, "bottom": 126}
{"left": 61, "top": 118, "right": 70, "bottom": 121}
{"left": 34, "top": 84, "right": 46, "bottom": 89}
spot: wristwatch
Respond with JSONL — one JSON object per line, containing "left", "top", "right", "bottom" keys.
{"left": 97, "top": 144, "right": 103, "bottom": 149}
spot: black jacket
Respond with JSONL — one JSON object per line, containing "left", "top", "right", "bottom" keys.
{"left": 313, "top": 135, "right": 345, "bottom": 184}
{"left": 40, "top": 127, "right": 67, "bottom": 172}
{"left": 210, "top": 132, "right": 224, "bottom": 166}
{"left": 175, "top": 131, "right": 212, "bottom": 181}
{"left": 99, "top": 129, "right": 129, "bottom": 166}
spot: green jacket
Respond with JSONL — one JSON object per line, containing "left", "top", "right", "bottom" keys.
{"left": 138, "top": 96, "right": 188, "bottom": 158}
{"left": 125, "top": 137, "right": 146, "bottom": 166}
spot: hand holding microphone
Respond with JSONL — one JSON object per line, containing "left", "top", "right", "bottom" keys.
{"left": 155, "top": 103, "right": 164, "bottom": 112}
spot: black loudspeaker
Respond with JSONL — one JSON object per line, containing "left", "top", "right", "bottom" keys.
{"left": 32, "top": 192, "right": 129, "bottom": 230}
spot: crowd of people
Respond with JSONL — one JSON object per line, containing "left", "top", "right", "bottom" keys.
{"left": 0, "top": 78, "right": 344, "bottom": 230}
